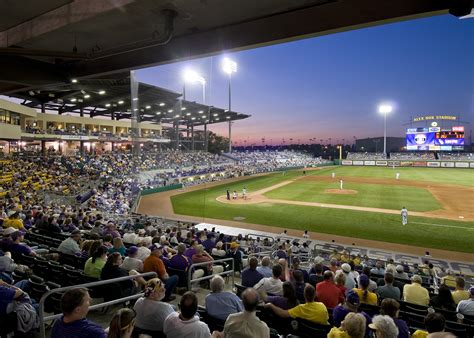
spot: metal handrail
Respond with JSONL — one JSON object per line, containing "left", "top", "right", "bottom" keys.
{"left": 187, "top": 257, "right": 235, "bottom": 291}
{"left": 38, "top": 271, "right": 157, "bottom": 338}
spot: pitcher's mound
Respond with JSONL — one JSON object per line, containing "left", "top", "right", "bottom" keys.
{"left": 325, "top": 189, "right": 358, "bottom": 195}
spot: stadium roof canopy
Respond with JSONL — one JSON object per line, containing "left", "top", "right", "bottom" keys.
{"left": 0, "top": 0, "right": 468, "bottom": 95}
{"left": 11, "top": 76, "right": 250, "bottom": 126}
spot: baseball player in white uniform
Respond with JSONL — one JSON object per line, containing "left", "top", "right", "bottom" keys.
{"left": 396, "top": 172, "right": 400, "bottom": 180}
{"left": 339, "top": 179, "right": 343, "bottom": 190}
{"left": 242, "top": 187, "right": 247, "bottom": 200}
{"left": 401, "top": 207, "right": 408, "bottom": 225}
{"left": 332, "top": 172, "right": 336, "bottom": 179}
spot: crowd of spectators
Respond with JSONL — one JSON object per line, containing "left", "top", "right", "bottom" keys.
{"left": 346, "top": 152, "right": 387, "bottom": 160}
{"left": 437, "top": 153, "right": 474, "bottom": 161}
{"left": 389, "top": 152, "right": 435, "bottom": 160}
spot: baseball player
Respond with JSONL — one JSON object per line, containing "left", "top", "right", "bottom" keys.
{"left": 332, "top": 172, "right": 336, "bottom": 179}
{"left": 242, "top": 187, "right": 247, "bottom": 200}
{"left": 396, "top": 172, "right": 400, "bottom": 180}
{"left": 340, "top": 179, "right": 343, "bottom": 190}
{"left": 401, "top": 206, "right": 408, "bottom": 225}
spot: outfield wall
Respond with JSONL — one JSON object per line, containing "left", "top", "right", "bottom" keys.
{"left": 342, "top": 160, "right": 474, "bottom": 168}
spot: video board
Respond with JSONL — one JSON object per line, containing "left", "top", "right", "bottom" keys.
{"left": 406, "top": 127, "right": 464, "bottom": 151}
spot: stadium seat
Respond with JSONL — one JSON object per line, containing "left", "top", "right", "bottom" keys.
{"left": 234, "top": 283, "right": 246, "bottom": 298}
{"left": 295, "top": 318, "right": 332, "bottom": 337}
{"left": 132, "top": 327, "right": 165, "bottom": 338}
{"left": 0, "top": 312, "right": 17, "bottom": 338}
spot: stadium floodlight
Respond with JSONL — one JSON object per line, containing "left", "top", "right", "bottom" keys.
{"left": 222, "top": 57, "right": 238, "bottom": 153}
{"left": 183, "top": 69, "right": 206, "bottom": 85}
{"left": 378, "top": 104, "right": 393, "bottom": 155}
{"left": 71, "top": 79, "right": 78, "bottom": 83}
{"left": 159, "top": 102, "right": 165, "bottom": 106}
{"left": 99, "top": 90, "right": 106, "bottom": 95}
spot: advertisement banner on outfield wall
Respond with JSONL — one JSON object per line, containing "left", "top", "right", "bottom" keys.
{"left": 364, "top": 161, "right": 376, "bottom": 166}
{"left": 470, "top": 163, "right": 474, "bottom": 168}
{"left": 387, "top": 161, "right": 400, "bottom": 167}
{"left": 413, "top": 161, "right": 427, "bottom": 167}
{"left": 342, "top": 160, "right": 352, "bottom": 165}
{"left": 441, "top": 162, "right": 455, "bottom": 168}
{"left": 400, "top": 161, "right": 413, "bottom": 167}
{"left": 376, "top": 161, "right": 387, "bottom": 166}
{"left": 353, "top": 160, "right": 364, "bottom": 166}
{"left": 427, "top": 162, "right": 440, "bottom": 167}
{"left": 455, "top": 162, "right": 469, "bottom": 168}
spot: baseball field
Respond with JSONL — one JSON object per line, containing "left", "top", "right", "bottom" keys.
{"left": 165, "top": 166, "right": 474, "bottom": 253}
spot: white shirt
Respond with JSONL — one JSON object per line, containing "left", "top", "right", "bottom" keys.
{"left": 120, "top": 257, "right": 143, "bottom": 272}
{"left": 224, "top": 311, "right": 270, "bottom": 338}
{"left": 163, "top": 312, "right": 210, "bottom": 338}
{"left": 136, "top": 247, "right": 151, "bottom": 261}
{"left": 254, "top": 277, "right": 283, "bottom": 295}
{"left": 133, "top": 297, "right": 174, "bottom": 331}
{"left": 457, "top": 298, "right": 474, "bottom": 316}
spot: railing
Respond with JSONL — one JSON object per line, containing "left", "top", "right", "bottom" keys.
{"left": 38, "top": 272, "right": 157, "bottom": 338}
{"left": 187, "top": 258, "right": 235, "bottom": 291}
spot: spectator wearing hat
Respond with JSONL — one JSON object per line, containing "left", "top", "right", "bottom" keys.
{"left": 411, "top": 313, "right": 446, "bottom": 338}
{"left": 328, "top": 312, "right": 366, "bottom": 338}
{"left": 211, "top": 241, "right": 226, "bottom": 257}
{"left": 265, "top": 284, "right": 329, "bottom": 325}
{"left": 143, "top": 244, "right": 178, "bottom": 302}
{"left": 380, "top": 299, "right": 409, "bottom": 338}
{"left": 227, "top": 242, "right": 243, "bottom": 272}
{"left": 369, "top": 315, "right": 399, "bottom": 338}
{"left": 353, "top": 274, "right": 378, "bottom": 305}
{"left": 58, "top": 230, "right": 82, "bottom": 255}
{"left": 338, "top": 263, "right": 357, "bottom": 290}
{"left": 376, "top": 272, "right": 401, "bottom": 301}
{"left": 120, "top": 246, "right": 143, "bottom": 272}
{"left": 9, "top": 230, "right": 36, "bottom": 257}
{"left": 2, "top": 211, "right": 24, "bottom": 230}
{"left": 333, "top": 290, "right": 372, "bottom": 329}
{"left": 403, "top": 275, "right": 429, "bottom": 306}
{"left": 456, "top": 286, "right": 474, "bottom": 316}
{"left": 0, "top": 227, "right": 16, "bottom": 252}
{"left": 241, "top": 257, "right": 263, "bottom": 288}
{"left": 257, "top": 256, "right": 273, "bottom": 278}
{"left": 316, "top": 271, "right": 345, "bottom": 309}
{"left": 452, "top": 277, "right": 470, "bottom": 304}
{"left": 394, "top": 265, "right": 409, "bottom": 280}
{"left": 51, "top": 287, "right": 106, "bottom": 338}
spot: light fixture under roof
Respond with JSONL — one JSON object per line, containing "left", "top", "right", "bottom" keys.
{"left": 118, "top": 100, "right": 124, "bottom": 104}
{"left": 132, "top": 98, "right": 138, "bottom": 101}
{"left": 226, "top": 116, "right": 231, "bottom": 119}
{"left": 168, "top": 109, "right": 173, "bottom": 113}
{"left": 159, "top": 102, "right": 165, "bottom": 106}
{"left": 186, "top": 112, "right": 191, "bottom": 116}
{"left": 134, "top": 108, "right": 138, "bottom": 111}
{"left": 145, "top": 105, "right": 151, "bottom": 109}
{"left": 84, "top": 94, "right": 90, "bottom": 99}
{"left": 99, "top": 90, "right": 106, "bottom": 95}
{"left": 215, "top": 118, "right": 220, "bottom": 121}
{"left": 181, "top": 107, "right": 186, "bottom": 110}
{"left": 198, "top": 110, "right": 204, "bottom": 114}
{"left": 175, "top": 114, "right": 180, "bottom": 118}
{"left": 70, "top": 98, "right": 77, "bottom": 102}
{"left": 71, "top": 79, "right": 78, "bottom": 83}
{"left": 191, "top": 117, "right": 196, "bottom": 120}
{"left": 156, "top": 111, "right": 161, "bottom": 115}
{"left": 105, "top": 103, "right": 111, "bottom": 107}
{"left": 213, "top": 113, "right": 218, "bottom": 117}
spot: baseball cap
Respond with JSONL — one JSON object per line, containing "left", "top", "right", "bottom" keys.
{"left": 396, "top": 265, "right": 404, "bottom": 272}
{"left": 3, "top": 227, "right": 17, "bottom": 236}
{"left": 469, "top": 286, "right": 474, "bottom": 296}
{"left": 216, "top": 241, "right": 223, "bottom": 248}
{"left": 70, "top": 229, "right": 81, "bottom": 236}
{"left": 359, "top": 274, "right": 370, "bottom": 288}
{"left": 346, "top": 290, "right": 360, "bottom": 305}
{"left": 341, "top": 263, "right": 351, "bottom": 273}
{"left": 148, "top": 244, "right": 163, "bottom": 252}
{"left": 127, "top": 246, "right": 138, "bottom": 256}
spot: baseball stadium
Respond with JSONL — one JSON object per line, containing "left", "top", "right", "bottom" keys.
{"left": 1, "top": 1, "right": 474, "bottom": 338}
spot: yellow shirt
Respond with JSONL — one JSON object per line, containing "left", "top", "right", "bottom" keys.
{"left": 403, "top": 283, "right": 429, "bottom": 306}
{"left": 353, "top": 288, "right": 378, "bottom": 305}
{"left": 442, "top": 275, "right": 456, "bottom": 288}
{"left": 328, "top": 327, "right": 350, "bottom": 338}
{"left": 411, "top": 329, "right": 428, "bottom": 338}
{"left": 2, "top": 218, "right": 24, "bottom": 230}
{"left": 452, "top": 290, "right": 470, "bottom": 304}
{"left": 288, "top": 301, "right": 329, "bottom": 325}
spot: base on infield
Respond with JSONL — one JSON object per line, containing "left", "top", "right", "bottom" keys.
{"left": 325, "top": 189, "right": 358, "bottom": 195}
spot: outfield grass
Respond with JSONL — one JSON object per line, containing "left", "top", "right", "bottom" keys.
{"left": 170, "top": 167, "right": 474, "bottom": 253}
{"left": 264, "top": 180, "right": 441, "bottom": 212}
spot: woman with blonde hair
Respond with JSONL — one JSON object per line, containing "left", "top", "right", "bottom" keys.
{"left": 108, "top": 308, "right": 136, "bottom": 338}
{"left": 328, "top": 312, "right": 367, "bottom": 338}
{"left": 108, "top": 237, "right": 126, "bottom": 256}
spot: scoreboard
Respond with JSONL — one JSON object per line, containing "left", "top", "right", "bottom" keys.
{"left": 406, "top": 127, "right": 464, "bottom": 151}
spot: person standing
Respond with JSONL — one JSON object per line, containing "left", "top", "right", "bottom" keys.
{"left": 401, "top": 207, "right": 408, "bottom": 225}
{"left": 332, "top": 172, "right": 336, "bottom": 179}
{"left": 396, "top": 172, "right": 400, "bottom": 180}
{"left": 242, "top": 187, "right": 247, "bottom": 200}
{"left": 226, "top": 189, "right": 230, "bottom": 201}
{"left": 340, "top": 179, "right": 343, "bottom": 190}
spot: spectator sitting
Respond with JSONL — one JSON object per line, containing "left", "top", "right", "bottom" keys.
{"left": 192, "top": 244, "right": 224, "bottom": 275}
{"left": 368, "top": 315, "right": 399, "bottom": 338}
{"left": 211, "top": 241, "right": 226, "bottom": 257}
{"left": 394, "top": 265, "right": 409, "bottom": 280}
{"left": 256, "top": 256, "right": 272, "bottom": 278}
{"left": 2, "top": 211, "right": 24, "bottom": 230}
{"left": 316, "top": 271, "right": 345, "bottom": 309}
{"left": 451, "top": 277, "right": 469, "bottom": 305}
{"left": 107, "top": 308, "right": 135, "bottom": 338}
{"left": 108, "top": 237, "right": 126, "bottom": 256}
{"left": 120, "top": 246, "right": 143, "bottom": 272}
{"left": 380, "top": 298, "right": 409, "bottom": 338}
{"left": 411, "top": 313, "right": 446, "bottom": 338}
{"left": 184, "top": 240, "right": 198, "bottom": 260}
{"left": 254, "top": 263, "right": 283, "bottom": 296}
{"left": 328, "top": 312, "right": 366, "bottom": 338}
{"left": 290, "top": 257, "right": 309, "bottom": 282}
{"left": 100, "top": 252, "right": 137, "bottom": 299}
{"left": 309, "top": 262, "right": 324, "bottom": 285}
{"left": 456, "top": 286, "right": 474, "bottom": 316}
{"left": 333, "top": 290, "right": 372, "bottom": 328}
{"left": 292, "top": 270, "right": 306, "bottom": 304}
{"left": 58, "top": 229, "right": 82, "bottom": 255}
{"left": 205, "top": 275, "right": 243, "bottom": 321}
{"left": 102, "top": 234, "right": 113, "bottom": 250}
{"left": 163, "top": 291, "right": 210, "bottom": 338}
{"left": 338, "top": 263, "right": 357, "bottom": 290}
{"left": 133, "top": 278, "right": 175, "bottom": 333}
{"left": 403, "top": 275, "right": 429, "bottom": 306}
{"left": 51, "top": 287, "right": 106, "bottom": 338}
{"left": 84, "top": 246, "right": 107, "bottom": 279}
{"left": 227, "top": 242, "right": 243, "bottom": 273}
{"left": 241, "top": 256, "right": 263, "bottom": 287}
{"left": 264, "top": 281, "right": 299, "bottom": 310}
{"left": 353, "top": 274, "right": 378, "bottom": 305}
{"left": 358, "top": 266, "right": 377, "bottom": 291}
{"left": 202, "top": 233, "right": 215, "bottom": 252}
{"left": 143, "top": 244, "right": 178, "bottom": 302}
{"left": 9, "top": 230, "right": 36, "bottom": 257}
{"left": 220, "top": 288, "right": 270, "bottom": 338}
{"left": 335, "top": 271, "right": 347, "bottom": 296}
{"left": 370, "top": 261, "right": 386, "bottom": 276}
{"left": 430, "top": 285, "right": 456, "bottom": 312}
{"left": 376, "top": 272, "right": 401, "bottom": 301}
{"left": 328, "top": 258, "right": 339, "bottom": 274}
{"left": 265, "top": 284, "right": 329, "bottom": 325}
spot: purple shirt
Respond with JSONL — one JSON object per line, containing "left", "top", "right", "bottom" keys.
{"left": 169, "top": 254, "right": 190, "bottom": 271}
{"left": 202, "top": 239, "right": 215, "bottom": 252}
{"left": 10, "top": 243, "right": 32, "bottom": 256}
{"left": 184, "top": 247, "right": 196, "bottom": 261}
{"left": 241, "top": 268, "right": 264, "bottom": 287}
{"left": 267, "top": 296, "right": 292, "bottom": 310}
{"left": 0, "top": 286, "right": 15, "bottom": 315}
{"left": 394, "top": 318, "right": 410, "bottom": 338}
{"left": 52, "top": 317, "right": 106, "bottom": 338}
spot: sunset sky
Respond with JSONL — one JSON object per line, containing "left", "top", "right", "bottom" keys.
{"left": 137, "top": 14, "right": 473, "bottom": 146}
